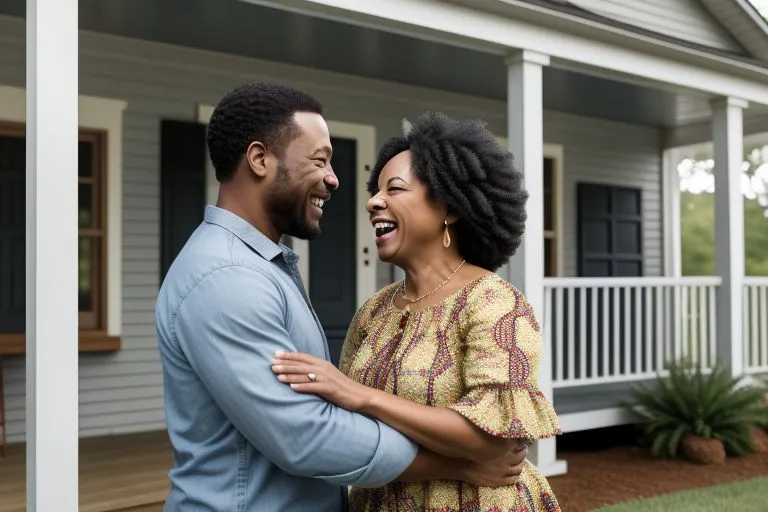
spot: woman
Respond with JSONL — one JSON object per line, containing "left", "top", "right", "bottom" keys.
{"left": 272, "top": 112, "right": 561, "bottom": 511}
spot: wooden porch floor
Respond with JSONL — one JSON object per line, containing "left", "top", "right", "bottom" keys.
{"left": 0, "top": 430, "right": 170, "bottom": 512}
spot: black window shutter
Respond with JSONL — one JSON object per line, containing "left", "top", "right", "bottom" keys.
{"left": 577, "top": 183, "right": 643, "bottom": 277}
{"left": 0, "top": 134, "right": 26, "bottom": 333}
{"left": 160, "top": 120, "right": 207, "bottom": 282}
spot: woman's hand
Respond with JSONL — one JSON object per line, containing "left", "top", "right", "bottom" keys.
{"left": 461, "top": 445, "right": 529, "bottom": 487}
{"left": 271, "top": 352, "right": 374, "bottom": 412}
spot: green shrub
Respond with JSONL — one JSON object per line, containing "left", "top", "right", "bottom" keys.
{"left": 625, "top": 359, "right": 768, "bottom": 459}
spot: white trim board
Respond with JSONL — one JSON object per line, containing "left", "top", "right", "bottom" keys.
{"left": 557, "top": 407, "right": 639, "bottom": 433}
{"left": 241, "top": 0, "right": 768, "bottom": 106}
{"left": 197, "top": 105, "right": 376, "bottom": 307}
{"left": 0, "top": 84, "right": 126, "bottom": 337}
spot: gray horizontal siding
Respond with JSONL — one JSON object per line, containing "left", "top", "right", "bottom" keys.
{"left": 570, "top": 0, "right": 744, "bottom": 52}
{"left": 0, "top": 13, "right": 664, "bottom": 442}
{"left": 544, "top": 111, "right": 663, "bottom": 278}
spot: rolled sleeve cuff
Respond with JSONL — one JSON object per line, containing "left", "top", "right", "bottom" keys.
{"left": 347, "top": 421, "right": 418, "bottom": 488}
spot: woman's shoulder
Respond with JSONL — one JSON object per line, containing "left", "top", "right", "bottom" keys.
{"left": 461, "top": 273, "right": 537, "bottom": 323}
{"left": 465, "top": 273, "right": 530, "bottom": 305}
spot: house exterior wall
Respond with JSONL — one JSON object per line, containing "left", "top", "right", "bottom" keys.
{"left": 0, "top": 14, "right": 663, "bottom": 442}
{"left": 544, "top": 111, "right": 663, "bottom": 278}
{"left": 567, "top": 0, "right": 745, "bottom": 52}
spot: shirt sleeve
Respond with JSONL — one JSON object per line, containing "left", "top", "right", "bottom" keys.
{"left": 447, "top": 280, "right": 561, "bottom": 441}
{"left": 172, "top": 264, "right": 418, "bottom": 487}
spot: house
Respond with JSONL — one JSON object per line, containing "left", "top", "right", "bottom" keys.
{"left": 2, "top": 0, "right": 768, "bottom": 508}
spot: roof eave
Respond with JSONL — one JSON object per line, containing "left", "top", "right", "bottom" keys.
{"left": 449, "top": 0, "right": 768, "bottom": 84}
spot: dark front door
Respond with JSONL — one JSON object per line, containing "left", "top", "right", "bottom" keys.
{"left": 309, "top": 137, "right": 357, "bottom": 366}
{"left": 568, "top": 183, "right": 644, "bottom": 379}
{"left": 0, "top": 129, "right": 25, "bottom": 333}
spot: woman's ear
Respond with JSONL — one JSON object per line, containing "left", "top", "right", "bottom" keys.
{"left": 445, "top": 211, "right": 460, "bottom": 225}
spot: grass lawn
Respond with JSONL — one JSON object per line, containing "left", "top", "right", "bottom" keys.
{"left": 594, "top": 476, "right": 768, "bottom": 512}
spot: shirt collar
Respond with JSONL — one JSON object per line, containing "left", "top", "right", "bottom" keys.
{"left": 203, "top": 205, "right": 296, "bottom": 262}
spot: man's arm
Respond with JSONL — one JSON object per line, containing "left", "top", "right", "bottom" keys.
{"left": 173, "top": 265, "right": 417, "bottom": 487}
{"left": 397, "top": 445, "right": 528, "bottom": 488}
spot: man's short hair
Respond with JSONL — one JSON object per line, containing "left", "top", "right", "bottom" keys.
{"left": 207, "top": 83, "right": 324, "bottom": 182}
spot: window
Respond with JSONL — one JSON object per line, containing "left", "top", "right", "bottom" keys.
{"left": 577, "top": 183, "right": 643, "bottom": 277}
{"left": 78, "top": 130, "right": 107, "bottom": 330}
{"left": 0, "top": 85, "right": 125, "bottom": 354}
{"left": 543, "top": 157, "right": 557, "bottom": 277}
{"left": 0, "top": 123, "right": 108, "bottom": 333}
{"left": 494, "top": 137, "right": 563, "bottom": 277}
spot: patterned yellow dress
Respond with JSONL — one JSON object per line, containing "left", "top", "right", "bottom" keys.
{"left": 339, "top": 273, "right": 561, "bottom": 512}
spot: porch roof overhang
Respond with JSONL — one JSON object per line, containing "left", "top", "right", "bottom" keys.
{"left": 243, "top": 0, "right": 768, "bottom": 105}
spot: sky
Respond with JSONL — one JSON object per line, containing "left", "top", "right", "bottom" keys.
{"left": 677, "top": 0, "right": 768, "bottom": 201}
{"left": 678, "top": 149, "right": 768, "bottom": 206}
{"left": 747, "top": 0, "right": 768, "bottom": 18}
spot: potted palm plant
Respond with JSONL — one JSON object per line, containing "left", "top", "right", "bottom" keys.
{"left": 625, "top": 359, "right": 768, "bottom": 465}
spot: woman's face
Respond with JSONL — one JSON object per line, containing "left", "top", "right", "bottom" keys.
{"left": 366, "top": 150, "right": 446, "bottom": 264}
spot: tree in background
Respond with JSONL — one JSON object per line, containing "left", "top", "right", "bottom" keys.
{"left": 679, "top": 144, "right": 768, "bottom": 276}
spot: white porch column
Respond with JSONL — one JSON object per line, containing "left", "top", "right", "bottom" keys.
{"left": 505, "top": 49, "right": 567, "bottom": 477}
{"left": 26, "top": 0, "right": 79, "bottom": 510}
{"left": 711, "top": 97, "right": 747, "bottom": 377}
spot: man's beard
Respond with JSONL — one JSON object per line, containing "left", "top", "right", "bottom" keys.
{"left": 267, "top": 161, "right": 322, "bottom": 241}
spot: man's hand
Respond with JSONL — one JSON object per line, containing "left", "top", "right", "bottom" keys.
{"left": 460, "top": 442, "right": 528, "bottom": 488}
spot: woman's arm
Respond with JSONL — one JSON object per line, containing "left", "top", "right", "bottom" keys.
{"left": 362, "top": 386, "right": 518, "bottom": 462}
{"left": 272, "top": 352, "right": 519, "bottom": 462}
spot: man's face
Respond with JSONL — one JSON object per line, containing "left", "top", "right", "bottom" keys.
{"left": 267, "top": 112, "right": 339, "bottom": 240}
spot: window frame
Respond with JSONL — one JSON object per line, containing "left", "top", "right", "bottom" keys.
{"left": 0, "top": 85, "right": 125, "bottom": 355}
{"left": 0, "top": 123, "right": 109, "bottom": 333}
{"left": 77, "top": 129, "right": 108, "bottom": 331}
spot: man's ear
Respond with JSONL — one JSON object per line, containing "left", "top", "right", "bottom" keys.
{"left": 246, "top": 141, "right": 269, "bottom": 178}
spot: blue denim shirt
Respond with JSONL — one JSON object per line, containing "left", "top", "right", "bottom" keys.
{"left": 155, "top": 206, "right": 418, "bottom": 511}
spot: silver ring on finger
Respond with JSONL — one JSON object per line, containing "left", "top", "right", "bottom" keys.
{"left": 307, "top": 372, "right": 317, "bottom": 382}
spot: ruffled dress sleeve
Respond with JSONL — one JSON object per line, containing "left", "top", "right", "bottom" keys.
{"left": 447, "top": 277, "right": 561, "bottom": 441}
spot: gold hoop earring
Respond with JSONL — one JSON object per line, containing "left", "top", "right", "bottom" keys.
{"left": 443, "top": 219, "right": 451, "bottom": 248}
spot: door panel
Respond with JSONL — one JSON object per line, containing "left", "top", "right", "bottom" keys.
{"left": 556, "top": 183, "right": 645, "bottom": 381}
{"left": 309, "top": 137, "right": 357, "bottom": 366}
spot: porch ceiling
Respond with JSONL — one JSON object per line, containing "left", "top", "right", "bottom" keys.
{"left": 1, "top": 0, "right": 712, "bottom": 127}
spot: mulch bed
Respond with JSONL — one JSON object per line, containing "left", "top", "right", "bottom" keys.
{"left": 548, "top": 445, "right": 768, "bottom": 511}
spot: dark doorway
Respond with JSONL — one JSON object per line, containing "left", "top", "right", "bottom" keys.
{"left": 309, "top": 137, "right": 357, "bottom": 366}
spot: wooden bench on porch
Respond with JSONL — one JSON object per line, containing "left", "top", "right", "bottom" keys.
{"left": 0, "top": 430, "right": 170, "bottom": 512}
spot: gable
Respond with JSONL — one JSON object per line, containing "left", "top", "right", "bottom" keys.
{"left": 566, "top": 0, "right": 745, "bottom": 53}
{"left": 699, "top": 0, "right": 768, "bottom": 61}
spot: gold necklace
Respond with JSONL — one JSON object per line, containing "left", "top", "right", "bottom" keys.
{"left": 399, "top": 259, "right": 466, "bottom": 306}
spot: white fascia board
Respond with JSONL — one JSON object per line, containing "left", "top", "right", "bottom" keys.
{"left": 240, "top": 0, "right": 768, "bottom": 105}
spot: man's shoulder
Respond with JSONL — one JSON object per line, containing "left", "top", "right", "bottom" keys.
{"left": 157, "top": 223, "right": 283, "bottom": 318}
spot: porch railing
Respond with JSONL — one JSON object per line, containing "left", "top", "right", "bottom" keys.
{"left": 543, "top": 277, "right": 722, "bottom": 388}
{"left": 744, "top": 277, "right": 768, "bottom": 375}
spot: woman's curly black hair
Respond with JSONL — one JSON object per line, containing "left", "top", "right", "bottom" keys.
{"left": 367, "top": 112, "right": 528, "bottom": 272}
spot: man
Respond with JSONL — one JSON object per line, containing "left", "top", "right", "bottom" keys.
{"left": 155, "top": 83, "right": 527, "bottom": 511}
